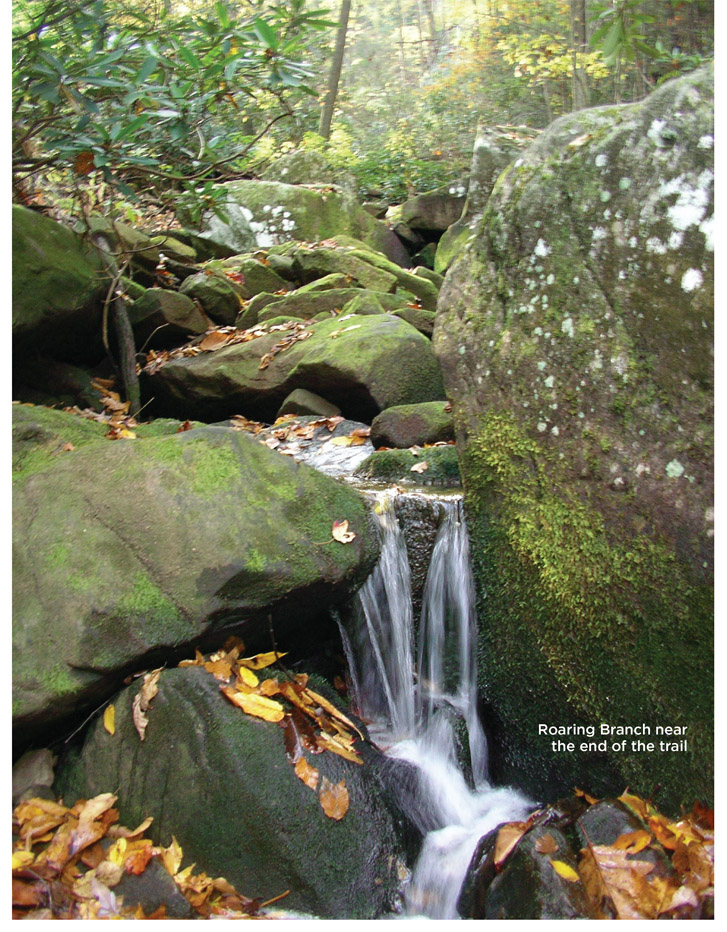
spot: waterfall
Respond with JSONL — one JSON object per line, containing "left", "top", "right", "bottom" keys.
{"left": 342, "top": 488, "right": 532, "bottom": 919}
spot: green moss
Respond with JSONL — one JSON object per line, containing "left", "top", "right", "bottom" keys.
{"left": 116, "top": 572, "right": 184, "bottom": 632}
{"left": 463, "top": 411, "right": 713, "bottom": 810}
{"left": 45, "top": 664, "right": 78, "bottom": 696}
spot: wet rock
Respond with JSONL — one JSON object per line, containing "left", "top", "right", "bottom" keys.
{"left": 54, "top": 666, "right": 410, "bottom": 918}
{"left": 354, "top": 445, "right": 460, "bottom": 486}
{"left": 434, "top": 66, "right": 714, "bottom": 810}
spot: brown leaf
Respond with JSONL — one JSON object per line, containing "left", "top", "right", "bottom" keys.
{"left": 319, "top": 776, "right": 349, "bottom": 820}
{"left": 410, "top": 460, "right": 429, "bottom": 473}
{"left": 535, "top": 833, "right": 559, "bottom": 854}
{"left": 494, "top": 821, "right": 530, "bottom": 869}
{"left": 316, "top": 732, "right": 362, "bottom": 765}
{"left": 12, "top": 878, "right": 44, "bottom": 907}
{"left": 302, "top": 687, "right": 365, "bottom": 740}
{"left": 132, "top": 693, "right": 149, "bottom": 741}
{"left": 74, "top": 150, "right": 95, "bottom": 176}
{"left": 578, "top": 843, "right": 656, "bottom": 919}
{"left": 294, "top": 756, "right": 320, "bottom": 791}
{"left": 176, "top": 420, "right": 194, "bottom": 432}
{"left": 332, "top": 519, "right": 356, "bottom": 543}
{"left": 199, "top": 331, "right": 231, "bottom": 351}
{"left": 204, "top": 657, "right": 234, "bottom": 681}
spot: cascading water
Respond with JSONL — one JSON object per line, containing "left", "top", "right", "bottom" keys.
{"left": 341, "top": 488, "right": 532, "bottom": 919}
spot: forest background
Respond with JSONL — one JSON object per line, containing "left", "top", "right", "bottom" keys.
{"left": 11, "top": 0, "right": 715, "bottom": 227}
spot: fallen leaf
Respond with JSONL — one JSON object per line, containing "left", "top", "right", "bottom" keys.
{"left": 316, "top": 732, "right": 362, "bottom": 764}
{"left": 103, "top": 704, "right": 115, "bottom": 735}
{"left": 575, "top": 787, "right": 600, "bottom": 805}
{"left": 535, "top": 833, "right": 559, "bottom": 854}
{"left": 330, "top": 435, "right": 353, "bottom": 446}
{"left": 578, "top": 843, "right": 656, "bottom": 919}
{"left": 319, "top": 776, "right": 349, "bottom": 820}
{"left": 140, "top": 668, "right": 162, "bottom": 708}
{"left": 294, "top": 756, "right": 320, "bottom": 791}
{"left": 204, "top": 657, "right": 234, "bottom": 681}
{"left": 302, "top": 686, "right": 365, "bottom": 740}
{"left": 236, "top": 666, "right": 259, "bottom": 688}
{"left": 107, "top": 815, "right": 153, "bottom": 840}
{"left": 199, "top": 331, "right": 231, "bottom": 351}
{"left": 239, "top": 650, "right": 287, "bottom": 670}
{"left": 220, "top": 685, "right": 285, "bottom": 722}
{"left": 551, "top": 859, "right": 580, "bottom": 882}
{"left": 612, "top": 829, "right": 652, "bottom": 854}
{"left": 494, "top": 821, "right": 530, "bottom": 869}
{"left": 60, "top": 442, "right": 75, "bottom": 452}
{"left": 410, "top": 460, "right": 429, "bottom": 473}
{"left": 12, "top": 851, "right": 36, "bottom": 871}
{"left": 332, "top": 519, "right": 356, "bottom": 543}
{"left": 132, "top": 693, "right": 149, "bottom": 741}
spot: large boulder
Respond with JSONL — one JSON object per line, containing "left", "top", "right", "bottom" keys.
{"left": 434, "top": 67, "right": 713, "bottom": 811}
{"left": 13, "top": 406, "right": 380, "bottom": 736}
{"left": 261, "top": 148, "right": 357, "bottom": 194}
{"left": 199, "top": 180, "right": 410, "bottom": 266}
{"left": 143, "top": 314, "right": 446, "bottom": 423}
{"left": 54, "top": 666, "right": 411, "bottom": 918}
{"left": 12, "top": 206, "right": 107, "bottom": 363}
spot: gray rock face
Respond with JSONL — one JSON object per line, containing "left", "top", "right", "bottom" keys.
{"left": 434, "top": 66, "right": 713, "bottom": 811}
{"left": 371, "top": 402, "right": 454, "bottom": 450}
{"left": 13, "top": 408, "right": 380, "bottom": 735}
{"left": 129, "top": 288, "right": 211, "bottom": 347}
{"left": 54, "top": 666, "right": 411, "bottom": 918}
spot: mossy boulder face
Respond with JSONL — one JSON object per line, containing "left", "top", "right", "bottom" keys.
{"left": 54, "top": 667, "right": 410, "bottom": 918}
{"left": 371, "top": 401, "right": 454, "bottom": 449}
{"left": 12, "top": 205, "right": 107, "bottom": 363}
{"left": 215, "top": 180, "right": 410, "bottom": 266}
{"left": 179, "top": 270, "right": 244, "bottom": 326}
{"left": 261, "top": 148, "right": 357, "bottom": 194}
{"left": 212, "top": 255, "right": 288, "bottom": 298}
{"left": 434, "top": 67, "right": 714, "bottom": 811}
{"left": 389, "top": 181, "right": 468, "bottom": 233}
{"left": 128, "top": 288, "right": 211, "bottom": 347}
{"left": 292, "top": 246, "right": 398, "bottom": 292}
{"left": 145, "top": 313, "right": 446, "bottom": 423}
{"left": 255, "top": 288, "right": 364, "bottom": 323}
{"left": 13, "top": 410, "right": 380, "bottom": 735}
{"left": 354, "top": 445, "right": 460, "bottom": 485}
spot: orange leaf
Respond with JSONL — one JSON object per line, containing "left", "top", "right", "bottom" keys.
{"left": 319, "top": 776, "right": 349, "bottom": 820}
{"left": 239, "top": 651, "right": 287, "bottom": 670}
{"left": 612, "top": 829, "right": 652, "bottom": 854}
{"left": 494, "top": 821, "right": 530, "bottom": 869}
{"left": 200, "top": 331, "right": 231, "bottom": 351}
{"left": 575, "top": 787, "right": 599, "bottom": 805}
{"left": 535, "top": 833, "right": 559, "bottom": 854}
{"left": 294, "top": 756, "right": 320, "bottom": 791}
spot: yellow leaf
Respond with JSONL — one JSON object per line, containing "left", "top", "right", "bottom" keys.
{"left": 103, "top": 704, "right": 115, "bottom": 735}
{"left": 302, "top": 686, "right": 365, "bottom": 740}
{"left": 12, "top": 850, "right": 35, "bottom": 870}
{"left": 551, "top": 859, "right": 580, "bottom": 882}
{"left": 330, "top": 435, "right": 353, "bottom": 446}
{"left": 220, "top": 685, "right": 285, "bottom": 722}
{"left": 612, "top": 829, "right": 652, "bottom": 854}
{"left": 294, "top": 756, "right": 319, "bottom": 791}
{"left": 316, "top": 732, "right": 362, "bottom": 764}
{"left": 236, "top": 666, "right": 259, "bottom": 688}
{"left": 239, "top": 651, "right": 287, "bottom": 670}
{"left": 159, "top": 836, "right": 184, "bottom": 877}
{"left": 319, "top": 776, "right": 349, "bottom": 820}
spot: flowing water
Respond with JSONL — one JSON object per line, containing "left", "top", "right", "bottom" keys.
{"left": 342, "top": 488, "right": 532, "bottom": 919}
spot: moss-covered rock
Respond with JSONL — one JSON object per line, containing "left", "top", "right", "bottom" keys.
{"left": 145, "top": 313, "right": 446, "bottom": 423}
{"left": 13, "top": 408, "right": 380, "bottom": 735}
{"left": 434, "top": 67, "right": 714, "bottom": 811}
{"left": 54, "top": 666, "right": 410, "bottom": 918}
{"left": 354, "top": 445, "right": 460, "bottom": 485}
{"left": 179, "top": 270, "right": 244, "bottom": 326}
{"left": 261, "top": 148, "right": 357, "bottom": 193}
{"left": 211, "top": 255, "right": 287, "bottom": 298}
{"left": 256, "top": 288, "right": 363, "bottom": 323}
{"left": 371, "top": 402, "right": 455, "bottom": 449}
{"left": 207, "top": 180, "right": 410, "bottom": 265}
{"left": 292, "top": 246, "right": 398, "bottom": 292}
{"left": 392, "top": 306, "right": 436, "bottom": 336}
{"left": 12, "top": 206, "right": 107, "bottom": 363}
{"left": 278, "top": 388, "right": 341, "bottom": 419}
{"left": 128, "top": 288, "right": 211, "bottom": 347}
{"left": 388, "top": 181, "right": 468, "bottom": 233}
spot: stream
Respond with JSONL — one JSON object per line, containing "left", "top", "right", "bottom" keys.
{"left": 341, "top": 487, "right": 532, "bottom": 919}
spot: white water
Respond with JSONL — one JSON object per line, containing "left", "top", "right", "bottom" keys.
{"left": 343, "top": 488, "right": 532, "bottom": 919}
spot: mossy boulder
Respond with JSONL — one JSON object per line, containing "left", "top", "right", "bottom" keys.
{"left": 213, "top": 180, "right": 410, "bottom": 266}
{"left": 13, "top": 358, "right": 102, "bottom": 410}
{"left": 256, "top": 288, "right": 364, "bottom": 323}
{"left": 13, "top": 407, "right": 380, "bottom": 736}
{"left": 129, "top": 288, "right": 211, "bottom": 347}
{"left": 434, "top": 67, "right": 714, "bottom": 811}
{"left": 371, "top": 402, "right": 455, "bottom": 449}
{"left": 354, "top": 445, "right": 460, "bottom": 485}
{"left": 179, "top": 270, "right": 243, "bottom": 326}
{"left": 389, "top": 181, "right": 468, "bottom": 233}
{"left": 212, "top": 255, "right": 287, "bottom": 298}
{"left": 145, "top": 314, "right": 446, "bottom": 423}
{"left": 12, "top": 205, "right": 107, "bottom": 363}
{"left": 278, "top": 388, "right": 341, "bottom": 419}
{"left": 261, "top": 148, "right": 357, "bottom": 193}
{"left": 54, "top": 666, "right": 410, "bottom": 918}
{"left": 292, "top": 246, "right": 398, "bottom": 292}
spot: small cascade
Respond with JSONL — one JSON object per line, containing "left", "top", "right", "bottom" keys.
{"left": 341, "top": 487, "right": 531, "bottom": 919}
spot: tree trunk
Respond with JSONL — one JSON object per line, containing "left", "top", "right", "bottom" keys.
{"left": 318, "top": 0, "right": 352, "bottom": 141}
{"left": 569, "top": 0, "right": 589, "bottom": 110}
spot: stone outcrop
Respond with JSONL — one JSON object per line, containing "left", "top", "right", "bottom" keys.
{"left": 434, "top": 66, "right": 714, "bottom": 810}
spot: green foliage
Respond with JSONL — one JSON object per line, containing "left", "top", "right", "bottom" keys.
{"left": 12, "top": 0, "right": 332, "bottom": 216}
